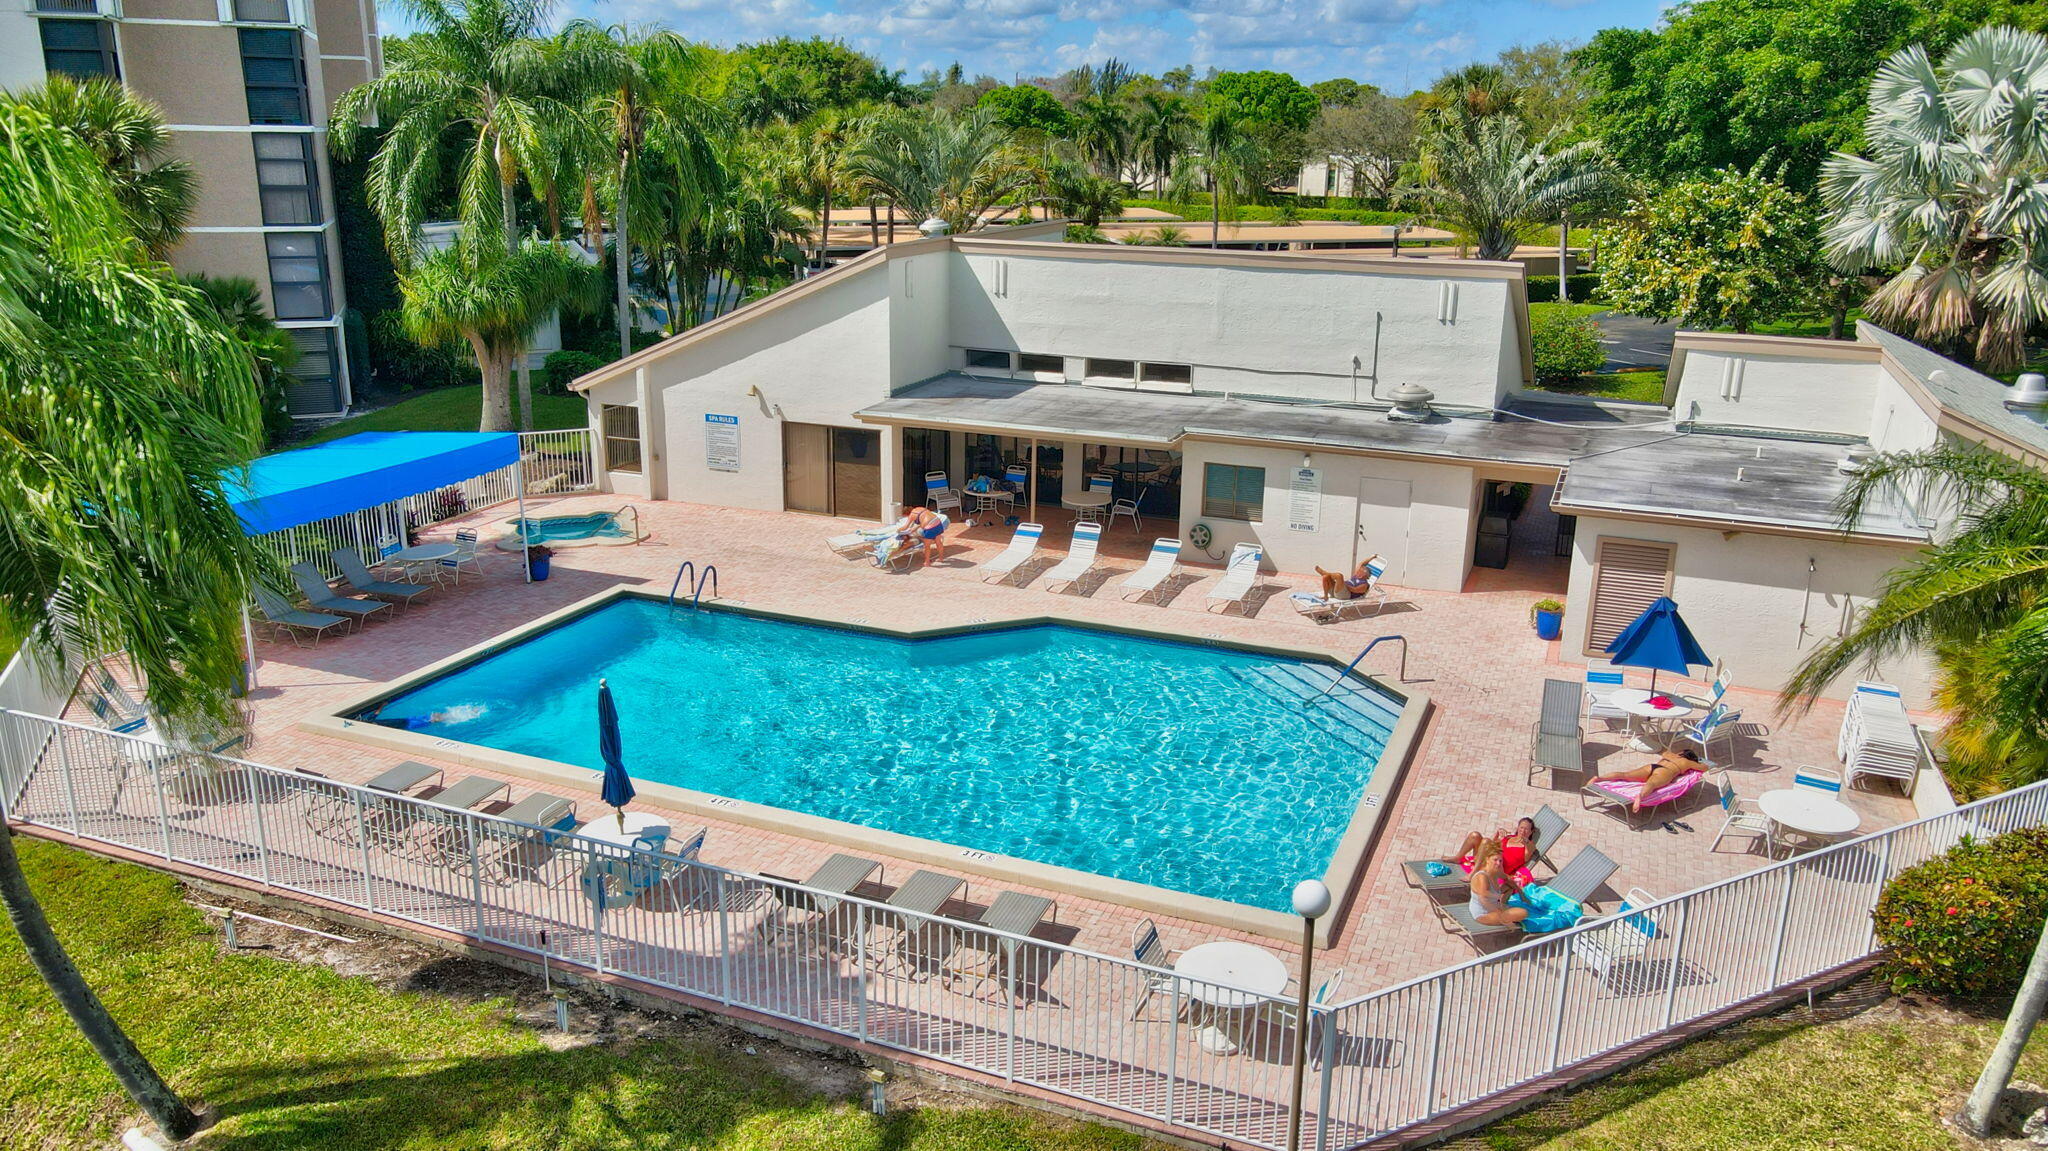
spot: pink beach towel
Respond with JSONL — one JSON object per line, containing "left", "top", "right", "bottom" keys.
{"left": 1589, "top": 768, "right": 1705, "bottom": 810}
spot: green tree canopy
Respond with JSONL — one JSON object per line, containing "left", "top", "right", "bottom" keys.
{"left": 1576, "top": 0, "right": 2048, "bottom": 191}
{"left": 1600, "top": 168, "right": 1828, "bottom": 332}
{"left": 977, "top": 84, "right": 1072, "bottom": 136}
{"left": 1206, "top": 70, "right": 1318, "bottom": 131}
{"left": 1310, "top": 77, "right": 1369, "bottom": 107}
{"left": 730, "top": 36, "right": 904, "bottom": 118}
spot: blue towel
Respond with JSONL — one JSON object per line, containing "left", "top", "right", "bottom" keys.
{"left": 1509, "top": 884, "right": 1584, "bottom": 934}
{"left": 1423, "top": 861, "right": 1453, "bottom": 877}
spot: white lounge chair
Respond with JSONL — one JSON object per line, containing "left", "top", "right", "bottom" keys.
{"left": 1042, "top": 522, "right": 1103, "bottom": 593}
{"left": 1117, "top": 538, "right": 1181, "bottom": 603}
{"left": 872, "top": 534, "right": 925, "bottom": 569}
{"left": 1288, "top": 557, "right": 1390, "bottom": 623}
{"left": 1204, "top": 543, "right": 1263, "bottom": 614}
{"left": 827, "top": 529, "right": 889, "bottom": 558}
{"left": 981, "top": 522, "right": 1043, "bottom": 584}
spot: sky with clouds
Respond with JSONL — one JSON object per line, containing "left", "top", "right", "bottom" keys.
{"left": 389, "top": 0, "right": 1671, "bottom": 94}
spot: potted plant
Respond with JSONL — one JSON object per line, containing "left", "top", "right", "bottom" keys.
{"left": 526, "top": 543, "right": 555, "bottom": 582}
{"left": 1531, "top": 598, "right": 1565, "bottom": 640}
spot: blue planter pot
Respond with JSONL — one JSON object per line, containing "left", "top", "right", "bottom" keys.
{"left": 1534, "top": 608, "right": 1563, "bottom": 641}
{"left": 529, "top": 556, "right": 552, "bottom": 581}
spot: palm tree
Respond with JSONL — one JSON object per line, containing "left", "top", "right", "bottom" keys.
{"left": 1192, "top": 105, "right": 1263, "bottom": 248}
{"left": 787, "top": 110, "right": 858, "bottom": 270}
{"left": 1407, "top": 114, "right": 1616, "bottom": 261}
{"left": 567, "top": 23, "right": 717, "bottom": 359}
{"left": 1038, "top": 158, "right": 1123, "bottom": 227}
{"left": 844, "top": 108, "right": 1033, "bottom": 235}
{"left": 0, "top": 99, "right": 276, "bottom": 1144}
{"left": 1820, "top": 26, "right": 2048, "bottom": 373}
{"left": 400, "top": 238, "right": 603, "bottom": 430}
{"left": 331, "top": 0, "right": 610, "bottom": 430}
{"left": 186, "top": 274, "right": 298, "bottom": 446}
{"left": 1133, "top": 91, "right": 1192, "bottom": 194}
{"left": 1783, "top": 443, "right": 2048, "bottom": 797}
{"left": 14, "top": 74, "right": 195, "bottom": 259}
{"left": 1074, "top": 92, "right": 1131, "bottom": 179}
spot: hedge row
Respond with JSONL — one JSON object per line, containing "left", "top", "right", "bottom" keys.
{"left": 1526, "top": 274, "right": 1603, "bottom": 304}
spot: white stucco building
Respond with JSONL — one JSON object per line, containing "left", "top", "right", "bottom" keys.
{"left": 572, "top": 231, "right": 2048, "bottom": 705}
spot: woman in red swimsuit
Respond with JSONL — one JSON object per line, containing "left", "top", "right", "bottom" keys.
{"left": 1443, "top": 817, "right": 1539, "bottom": 886}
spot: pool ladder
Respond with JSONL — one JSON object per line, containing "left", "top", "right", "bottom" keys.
{"left": 667, "top": 562, "right": 718, "bottom": 612}
{"left": 1318, "top": 634, "right": 1410, "bottom": 694}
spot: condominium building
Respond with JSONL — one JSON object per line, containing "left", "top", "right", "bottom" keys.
{"left": 1, "top": 0, "right": 380, "bottom": 416}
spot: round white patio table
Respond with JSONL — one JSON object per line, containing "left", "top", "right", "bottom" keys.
{"left": 392, "top": 542, "right": 458, "bottom": 585}
{"left": 576, "top": 812, "right": 672, "bottom": 856}
{"left": 1062, "top": 490, "right": 1111, "bottom": 510}
{"left": 1174, "top": 941, "right": 1290, "bottom": 1056}
{"left": 1608, "top": 688, "right": 1695, "bottom": 752}
{"left": 1757, "top": 788, "right": 1861, "bottom": 843}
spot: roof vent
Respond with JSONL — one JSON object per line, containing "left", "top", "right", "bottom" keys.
{"left": 1386, "top": 382, "right": 1436, "bottom": 422}
{"left": 1838, "top": 443, "right": 1879, "bottom": 475}
{"left": 918, "top": 217, "right": 950, "bottom": 238}
{"left": 2007, "top": 372, "right": 2048, "bottom": 413}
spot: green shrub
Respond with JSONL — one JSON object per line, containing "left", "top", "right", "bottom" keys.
{"left": 542, "top": 350, "right": 607, "bottom": 394}
{"left": 1526, "top": 274, "right": 1602, "bottom": 303}
{"left": 1872, "top": 825, "right": 2048, "bottom": 996}
{"left": 1530, "top": 309, "right": 1606, "bottom": 384}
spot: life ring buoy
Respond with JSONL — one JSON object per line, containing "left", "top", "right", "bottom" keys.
{"left": 1190, "top": 522, "right": 1214, "bottom": 549}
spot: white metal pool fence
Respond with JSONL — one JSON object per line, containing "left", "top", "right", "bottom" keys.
{"left": 261, "top": 430, "right": 595, "bottom": 579}
{"left": 2, "top": 703, "right": 2045, "bottom": 1150}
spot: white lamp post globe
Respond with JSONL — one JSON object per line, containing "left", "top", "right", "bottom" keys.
{"left": 1292, "top": 879, "right": 1332, "bottom": 920}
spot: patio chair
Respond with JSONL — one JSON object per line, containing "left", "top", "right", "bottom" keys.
{"left": 924, "top": 471, "right": 963, "bottom": 518}
{"left": 289, "top": 563, "right": 393, "bottom": 628}
{"left": 1400, "top": 804, "right": 1571, "bottom": 895}
{"left": 1792, "top": 765, "right": 1844, "bottom": 794}
{"left": 1129, "top": 918, "right": 1187, "bottom": 1020}
{"left": 980, "top": 522, "right": 1043, "bottom": 584}
{"left": 1677, "top": 701, "right": 1744, "bottom": 766}
{"left": 1042, "top": 521, "right": 1103, "bottom": 594}
{"left": 1581, "top": 768, "right": 1707, "bottom": 826}
{"left": 827, "top": 529, "right": 889, "bottom": 559}
{"left": 1584, "top": 668, "right": 1630, "bottom": 728}
{"left": 252, "top": 585, "right": 351, "bottom": 647}
{"left": 1265, "top": 968, "right": 1345, "bottom": 1065}
{"left": 86, "top": 665, "right": 150, "bottom": 731}
{"left": 1117, "top": 538, "right": 1181, "bottom": 603}
{"left": 1572, "top": 887, "right": 1661, "bottom": 986}
{"left": 1289, "top": 559, "right": 1390, "bottom": 624}
{"left": 1709, "top": 772, "right": 1779, "bottom": 857}
{"left": 1003, "top": 463, "right": 1030, "bottom": 504}
{"left": 332, "top": 549, "right": 429, "bottom": 611}
{"left": 1107, "top": 497, "right": 1142, "bottom": 533}
{"left": 1205, "top": 543, "right": 1264, "bottom": 614}
{"left": 371, "top": 533, "right": 407, "bottom": 578}
{"left": 1437, "top": 842, "right": 1619, "bottom": 940}
{"left": 439, "top": 529, "right": 485, "bottom": 583}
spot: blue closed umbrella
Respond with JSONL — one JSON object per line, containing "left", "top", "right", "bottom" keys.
{"left": 597, "top": 678, "right": 634, "bottom": 829}
{"left": 1603, "top": 596, "right": 1711, "bottom": 692}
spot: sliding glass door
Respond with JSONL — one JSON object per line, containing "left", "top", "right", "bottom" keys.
{"left": 784, "top": 422, "right": 880, "bottom": 519}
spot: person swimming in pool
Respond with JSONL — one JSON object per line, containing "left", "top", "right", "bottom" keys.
{"left": 1314, "top": 555, "right": 1380, "bottom": 600}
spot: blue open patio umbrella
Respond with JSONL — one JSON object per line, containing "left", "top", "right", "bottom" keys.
{"left": 597, "top": 678, "right": 634, "bottom": 830}
{"left": 1603, "top": 596, "right": 1711, "bottom": 693}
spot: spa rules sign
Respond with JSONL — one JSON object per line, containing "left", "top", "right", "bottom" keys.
{"left": 1287, "top": 467, "right": 1322, "bottom": 532}
{"left": 704, "top": 413, "right": 741, "bottom": 472}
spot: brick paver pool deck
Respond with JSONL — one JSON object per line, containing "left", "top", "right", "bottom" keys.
{"left": 215, "top": 492, "right": 1918, "bottom": 994}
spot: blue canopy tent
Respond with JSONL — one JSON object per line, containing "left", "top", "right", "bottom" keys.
{"left": 1603, "top": 596, "right": 1711, "bottom": 693}
{"left": 227, "top": 432, "right": 532, "bottom": 685}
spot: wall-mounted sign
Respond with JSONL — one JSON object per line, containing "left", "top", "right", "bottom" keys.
{"left": 704, "top": 413, "right": 740, "bottom": 472}
{"left": 1287, "top": 467, "right": 1323, "bottom": 533}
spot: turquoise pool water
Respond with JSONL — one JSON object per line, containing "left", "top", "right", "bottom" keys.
{"left": 503, "top": 511, "right": 633, "bottom": 545}
{"left": 363, "top": 600, "right": 1400, "bottom": 910}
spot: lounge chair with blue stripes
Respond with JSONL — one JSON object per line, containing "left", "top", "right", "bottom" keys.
{"left": 1205, "top": 543, "right": 1264, "bottom": 614}
{"left": 1117, "top": 538, "right": 1181, "bottom": 603}
{"left": 981, "top": 522, "right": 1044, "bottom": 584}
{"left": 1042, "top": 521, "right": 1103, "bottom": 593}
{"left": 1289, "top": 557, "right": 1390, "bottom": 623}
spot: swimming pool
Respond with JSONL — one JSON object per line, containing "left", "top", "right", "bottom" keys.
{"left": 495, "top": 507, "right": 640, "bottom": 549}
{"left": 357, "top": 600, "right": 1405, "bottom": 912}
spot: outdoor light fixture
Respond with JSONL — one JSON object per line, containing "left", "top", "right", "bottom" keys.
{"left": 1286, "top": 879, "right": 1334, "bottom": 1151}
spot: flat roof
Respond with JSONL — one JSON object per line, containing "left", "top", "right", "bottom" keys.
{"left": 1554, "top": 432, "right": 1929, "bottom": 540}
{"left": 856, "top": 374, "right": 1659, "bottom": 468}
{"left": 860, "top": 375, "right": 1928, "bottom": 539}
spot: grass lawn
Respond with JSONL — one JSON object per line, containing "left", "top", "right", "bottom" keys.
{"left": 294, "top": 386, "right": 586, "bottom": 448}
{"left": 1464, "top": 988, "right": 2048, "bottom": 1150}
{"left": 1532, "top": 370, "right": 1668, "bottom": 404}
{"left": 1, "top": 837, "right": 1153, "bottom": 1150}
